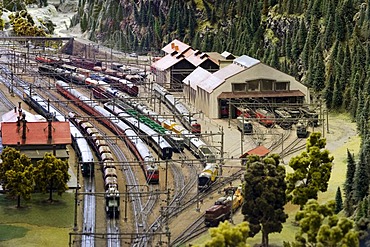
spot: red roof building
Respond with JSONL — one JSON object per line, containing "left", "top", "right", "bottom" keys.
{"left": 240, "top": 145, "right": 270, "bottom": 158}
{"left": 1, "top": 117, "right": 71, "bottom": 162}
{"left": 239, "top": 146, "right": 271, "bottom": 166}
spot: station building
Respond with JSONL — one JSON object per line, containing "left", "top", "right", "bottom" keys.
{"left": 0, "top": 106, "right": 71, "bottom": 163}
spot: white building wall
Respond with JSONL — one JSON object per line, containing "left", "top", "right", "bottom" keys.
{"left": 196, "top": 63, "right": 309, "bottom": 119}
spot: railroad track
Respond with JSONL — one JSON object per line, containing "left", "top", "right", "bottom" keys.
{"left": 170, "top": 215, "right": 207, "bottom": 246}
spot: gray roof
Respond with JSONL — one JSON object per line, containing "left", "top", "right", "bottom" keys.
{"left": 234, "top": 55, "right": 260, "bottom": 68}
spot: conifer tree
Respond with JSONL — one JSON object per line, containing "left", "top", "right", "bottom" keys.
{"left": 354, "top": 141, "right": 370, "bottom": 203}
{"left": 344, "top": 149, "right": 356, "bottom": 216}
{"left": 335, "top": 187, "right": 343, "bottom": 213}
{"left": 312, "top": 44, "right": 326, "bottom": 92}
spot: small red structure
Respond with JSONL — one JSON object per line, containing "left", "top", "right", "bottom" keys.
{"left": 239, "top": 145, "right": 270, "bottom": 165}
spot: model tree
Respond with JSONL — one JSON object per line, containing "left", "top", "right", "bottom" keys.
{"left": 34, "top": 153, "right": 70, "bottom": 202}
{"left": 0, "top": 147, "right": 35, "bottom": 207}
{"left": 194, "top": 221, "right": 250, "bottom": 247}
{"left": 286, "top": 132, "right": 334, "bottom": 209}
{"left": 286, "top": 199, "right": 359, "bottom": 247}
{"left": 241, "top": 154, "right": 288, "bottom": 247}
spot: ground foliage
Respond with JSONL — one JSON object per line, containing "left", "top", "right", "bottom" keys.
{"left": 285, "top": 199, "right": 359, "bottom": 247}
{"left": 194, "top": 221, "right": 250, "bottom": 247}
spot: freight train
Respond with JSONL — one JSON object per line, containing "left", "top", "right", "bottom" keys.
{"left": 204, "top": 185, "right": 244, "bottom": 227}
{"left": 23, "top": 92, "right": 95, "bottom": 177}
{"left": 38, "top": 63, "right": 139, "bottom": 97}
{"left": 55, "top": 80, "right": 159, "bottom": 184}
{"left": 153, "top": 83, "right": 201, "bottom": 135}
{"left": 68, "top": 112, "right": 121, "bottom": 218}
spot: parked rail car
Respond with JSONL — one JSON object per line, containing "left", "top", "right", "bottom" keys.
{"left": 123, "top": 98, "right": 217, "bottom": 164}
{"left": 198, "top": 163, "right": 219, "bottom": 191}
{"left": 103, "top": 75, "right": 139, "bottom": 97}
{"left": 274, "top": 108, "right": 293, "bottom": 129}
{"left": 296, "top": 120, "right": 308, "bottom": 138}
{"left": 236, "top": 117, "right": 253, "bottom": 134}
{"left": 70, "top": 57, "right": 103, "bottom": 70}
{"left": 153, "top": 83, "right": 201, "bottom": 135}
{"left": 35, "top": 55, "right": 62, "bottom": 65}
{"left": 38, "top": 63, "right": 139, "bottom": 97}
{"left": 23, "top": 92, "right": 95, "bottom": 177}
{"left": 56, "top": 81, "right": 159, "bottom": 183}
{"left": 255, "top": 108, "right": 275, "bottom": 127}
{"left": 299, "top": 107, "right": 319, "bottom": 127}
{"left": 104, "top": 102, "right": 173, "bottom": 160}
{"left": 68, "top": 112, "right": 119, "bottom": 218}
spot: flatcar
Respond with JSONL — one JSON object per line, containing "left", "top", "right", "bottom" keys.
{"left": 255, "top": 108, "right": 275, "bottom": 127}
{"left": 56, "top": 80, "right": 159, "bottom": 184}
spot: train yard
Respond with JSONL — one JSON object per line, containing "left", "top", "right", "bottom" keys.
{"left": 0, "top": 39, "right": 324, "bottom": 247}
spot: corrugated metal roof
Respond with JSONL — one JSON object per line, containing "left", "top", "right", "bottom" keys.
{"left": 1, "top": 121, "right": 71, "bottom": 145}
{"left": 151, "top": 53, "right": 185, "bottom": 71}
{"left": 162, "top": 39, "right": 191, "bottom": 54}
{"left": 198, "top": 63, "right": 245, "bottom": 93}
{"left": 217, "top": 90, "right": 306, "bottom": 99}
{"left": 183, "top": 67, "right": 212, "bottom": 90}
{"left": 186, "top": 50, "right": 209, "bottom": 67}
{"left": 234, "top": 55, "right": 260, "bottom": 67}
